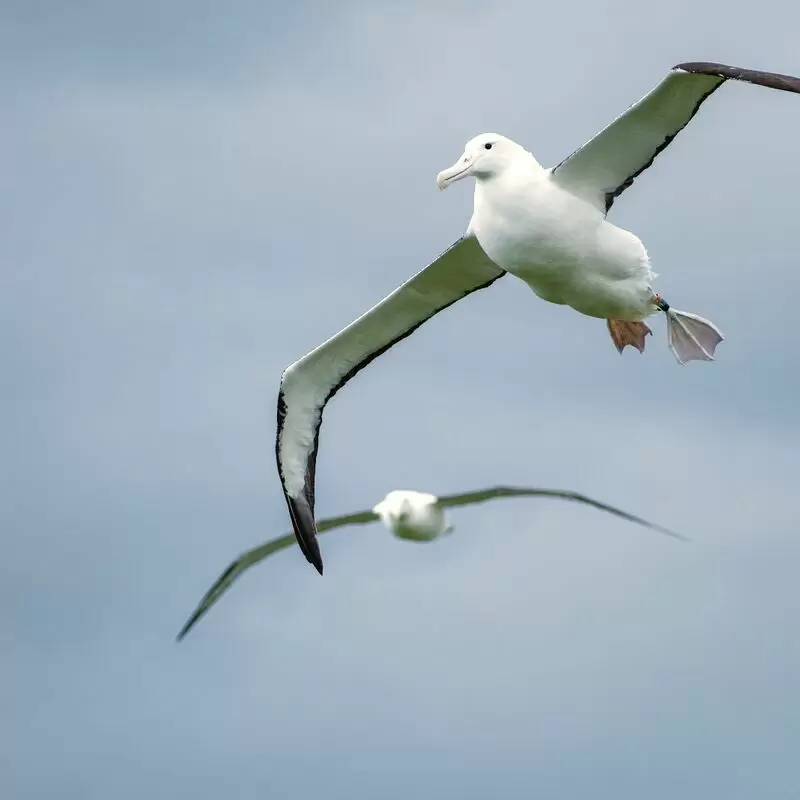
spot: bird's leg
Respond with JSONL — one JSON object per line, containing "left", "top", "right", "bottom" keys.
{"left": 606, "top": 319, "right": 652, "bottom": 354}
{"left": 652, "top": 293, "right": 669, "bottom": 311}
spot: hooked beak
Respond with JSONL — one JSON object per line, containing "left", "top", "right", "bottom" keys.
{"left": 436, "top": 154, "right": 473, "bottom": 191}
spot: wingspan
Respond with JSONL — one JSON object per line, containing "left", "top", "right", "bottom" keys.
{"left": 176, "top": 508, "right": 378, "bottom": 641}
{"left": 550, "top": 61, "right": 800, "bottom": 214}
{"left": 275, "top": 235, "right": 505, "bottom": 574}
{"left": 435, "top": 485, "right": 686, "bottom": 541}
{"left": 176, "top": 480, "right": 681, "bottom": 639}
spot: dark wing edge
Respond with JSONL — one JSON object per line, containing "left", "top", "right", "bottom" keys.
{"left": 601, "top": 77, "right": 721, "bottom": 213}
{"left": 675, "top": 61, "right": 800, "bottom": 93}
{"left": 275, "top": 236, "right": 505, "bottom": 575}
{"left": 436, "top": 485, "right": 687, "bottom": 541}
{"left": 175, "top": 509, "right": 379, "bottom": 641}
{"left": 551, "top": 61, "right": 800, "bottom": 213}
{"left": 175, "top": 534, "right": 296, "bottom": 642}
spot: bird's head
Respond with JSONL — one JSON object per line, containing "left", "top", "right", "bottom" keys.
{"left": 436, "top": 133, "right": 531, "bottom": 191}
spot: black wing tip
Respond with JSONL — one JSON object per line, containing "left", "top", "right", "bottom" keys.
{"left": 672, "top": 61, "right": 722, "bottom": 73}
{"left": 672, "top": 61, "right": 741, "bottom": 75}
{"left": 561, "top": 491, "right": 687, "bottom": 542}
{"left": 304, "top": 540, "right": 324, "bottom": 574}
{"left": 287, "top": 492, "right": 325, "bottom": 575}
{"left": 174, "top": 599, "right": 210, "bottom": 642}
{"left": 469, "top": 485, "right": 687, "bottom": 541}
{"left": 175, "top": 598, "right": 215, "bottom": 641}
{"left": 176, "top": 608, "right": 204, "bottom": 641}
{"left": 672, "top": 62, "right": 800, "bottom": 93}
{"left": 175, "top": 622, "right": 193, "bottom": 643}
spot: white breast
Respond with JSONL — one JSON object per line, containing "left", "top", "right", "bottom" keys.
{"left": 470, "top": 170, "right": 655, "bottom": 319}
{"left": 372, "top": 490, "right": 448, "bottom": 542}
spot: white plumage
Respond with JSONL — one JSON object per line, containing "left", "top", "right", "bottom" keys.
{"left": 274, "top": 61, "right": 800, "bottom": 574}
{"left": 372, "top": 490, "right": 452, "bottom": 542}
{"left": 439, "top": 131, "right": 723, "bottom": 361}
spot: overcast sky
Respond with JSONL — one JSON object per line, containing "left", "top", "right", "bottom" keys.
{"left": 3, "top": 2, "right": 800, "bottom": 798}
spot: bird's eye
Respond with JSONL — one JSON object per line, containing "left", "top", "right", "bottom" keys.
{"left": 484, "top": 143, "right": 493, "bottom": 150}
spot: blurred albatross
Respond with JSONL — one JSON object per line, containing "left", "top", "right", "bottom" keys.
{"left": 177, "top": 485, "right": 683, "bottom": 640}
{"left": 277, "top": 62, "right": 800, "bottom": 574}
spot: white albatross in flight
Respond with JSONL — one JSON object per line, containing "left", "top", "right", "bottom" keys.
{"left": 277, "top": 61, "right": 800, "bottom": 574}
{"left": 177, "top": 486, "right": 683, "bottom": 640}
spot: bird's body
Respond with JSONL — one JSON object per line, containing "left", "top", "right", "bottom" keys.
{"left": 372, "top": 490, "right": 451, "bottom": 541}
{"left": 468, "top": 147, "right": 655, "bottom": 321}
{"left": 437, "top": 131, "right": 721, "bottom": 359}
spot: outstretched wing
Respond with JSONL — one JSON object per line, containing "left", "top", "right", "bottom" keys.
{"left": 435, "top": 485, "right": 686, "bottom": 541}
{"left": 275, "top": 235, "right": 505, "bottom": 574}
{"left": 550, "top": 62, "right": 800, "bottom": 214}
{"left": 176, "top": 508, "right": 378, "bottom": 641}
{"left": 176, "top": 481, "right": 682, "bottom": 639}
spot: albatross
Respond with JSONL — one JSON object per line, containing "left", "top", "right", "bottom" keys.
{"left": 278, "top": 61, "right": 800, "bottom": 574}
{"left": 177, "top": 485, "right": 683, "bottom": 640}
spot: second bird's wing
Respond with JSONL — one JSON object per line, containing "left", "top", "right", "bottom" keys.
{"left": 176, "top": 508, "right": 379, "bottom": 641}
{"left": 435, "top": 485, "right": 686, "bottom": 541}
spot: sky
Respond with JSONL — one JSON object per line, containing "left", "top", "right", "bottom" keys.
{"left": 3, "top": 1, "right": 800, "bottom": 798}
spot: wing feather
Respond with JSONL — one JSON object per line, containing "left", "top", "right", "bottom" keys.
{"left": 436, "top": 485, "right": 685, "bottom": 540}
{"left": 176, "top": 509, "right": 378, "bottom": 640}
{"left": 275, "top": 235, "right": 504, "bottom": 573}
{"left": 551, "top": 62, "right": 800, "bottom": 213}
